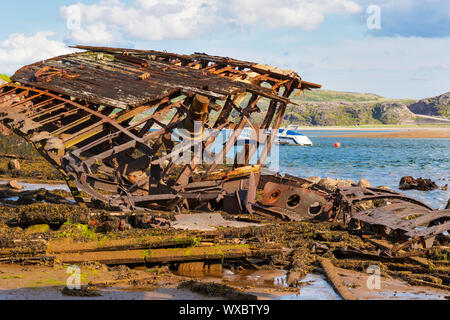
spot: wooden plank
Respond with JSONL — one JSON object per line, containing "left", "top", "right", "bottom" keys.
{"left": 54, "top": 244, "right": 282, "bottom": 265}
{"left": 47, "top": 235, "right": 200, "bottom": 254}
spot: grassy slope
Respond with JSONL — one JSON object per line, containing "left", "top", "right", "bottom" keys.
{"left": 299, "top": 89, "right": 384, "bottom": 102}
{"left": 0, "top": 74, "right": 11, "bottom": 82}
{"left": 292, "top": 89, "right": 416, "bottom": 104}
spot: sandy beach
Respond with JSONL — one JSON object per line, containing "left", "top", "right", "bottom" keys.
{"left": 325, "top": 128, "right": 450, "bottom": 138}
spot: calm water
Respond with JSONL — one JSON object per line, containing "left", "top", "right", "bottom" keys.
{"left": 278, "top": 136, "right": 450, "bottom": 209}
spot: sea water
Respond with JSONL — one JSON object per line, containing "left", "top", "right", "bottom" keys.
{"left": 278, "top": 136, "right": 449, "bottom": 209}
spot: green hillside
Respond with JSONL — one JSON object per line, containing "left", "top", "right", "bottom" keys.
{"left": 297, "top": 89, "right": 385, "bottom": 102}
{"left": 0, "top": 74, "right": 11, "bottom": 82}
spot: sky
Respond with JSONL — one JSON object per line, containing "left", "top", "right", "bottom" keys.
{"left": 0, "top": 0, "right": 449, "bottom": 99}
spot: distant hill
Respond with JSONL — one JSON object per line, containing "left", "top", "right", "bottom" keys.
{"left": 281, "top": 101, "right": 415, "bottom": 126}
{"left": 408, "top": 92, "right": 450, "bottom": 118}
{"left": 246, "top": 89, "right": 450, "bottom": 126}
{"left": 280, "top": 90, "right": 418, "bottom": 126}
{"left": 299, "top": 89, "right": 385, "bottom": 103}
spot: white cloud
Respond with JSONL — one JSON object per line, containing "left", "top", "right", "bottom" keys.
{"left": 0, "top": 32, "right": 74, "bottom": 74}
{"left": 411, "top": 75, "right": 431, "bottom": 81}
{"left": 70, "top": 23, "right": 115, "bottom": 44}
{"left": 60, "top": 0, "right": 362, "bottom": 43}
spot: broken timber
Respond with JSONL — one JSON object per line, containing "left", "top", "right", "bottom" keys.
{"left": 53, "top": 244, "right": 283, "bottom": 266}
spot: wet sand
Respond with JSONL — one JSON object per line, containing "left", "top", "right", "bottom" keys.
{"left": 0, "top": 264, "right": 447, "bottom": 300}
{"left": 325, "top": 128, "right": 450, "bottom": 139}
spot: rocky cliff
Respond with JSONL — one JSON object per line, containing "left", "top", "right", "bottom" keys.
{"left": 282, "top": 101, "right": 415, "bottom": 126}
{"left": 408, "top": 92, "right": 450, "bottom": 118}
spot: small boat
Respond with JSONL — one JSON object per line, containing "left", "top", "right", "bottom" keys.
{"left": 275, "top": 126, "right": 313, "bottom": 146}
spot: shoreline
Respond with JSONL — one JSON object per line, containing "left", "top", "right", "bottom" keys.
{"left": 288, "top": 127, "right": 450, "bottom": 138}
{"left": 324, "top": 128, "right": 450, "bottom": 139}
{"left": 294, "top": 125, "right": 450, "bottom": 131}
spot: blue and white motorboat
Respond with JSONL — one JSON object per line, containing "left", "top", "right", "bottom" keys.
{"left": 275, "top": 126, "right": 313, "bottom": 146}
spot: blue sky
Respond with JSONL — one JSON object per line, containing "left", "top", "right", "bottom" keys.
{"left": 0, "top": 0, "right": 449, "bottom": 99}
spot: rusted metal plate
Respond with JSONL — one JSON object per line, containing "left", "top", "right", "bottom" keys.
{"left": 260, "top": 181, "right": 334, "bottom": 221}
{"left": 334, "top": 187, "right": 450, "bottom": 250}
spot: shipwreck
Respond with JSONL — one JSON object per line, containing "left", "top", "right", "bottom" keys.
{"left": 0, "top": 46, "right": 449, "bottom": 253}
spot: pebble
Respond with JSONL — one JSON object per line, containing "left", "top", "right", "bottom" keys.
{"left": 8, "top": 180, "right": 23, "bottom": 190}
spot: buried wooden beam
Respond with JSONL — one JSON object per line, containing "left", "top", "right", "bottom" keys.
{"left": 318, "top": 257, "right": 358, "bottom": 300}
{"left": 54, "top": 244, "right": 283, "bottom": 265}
{"left": 47, "top": 235, "right": 206, "bottom": 254}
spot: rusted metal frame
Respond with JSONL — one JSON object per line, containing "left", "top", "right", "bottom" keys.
{"left": 346, "top": 194, "right": 433, "bottom": 212}
{"left": 257, "top": 83, "right": 295, "bottom": 165}
{"left": 348, "top": 210, "right": 449, "bottom": 249}
{"left": 153, "top": 120, "right": 230, "bottom": 168}
{"left": 61, "top": 120, "right": 105, "bottom": 147}
{"left": 14, "top": 84, "right": 142, "bottom": 143}
{"left": 212, "top": 65, "right": 235, "bottom": 74}
{"left": 0, "top": 87, "right": 20, "bottom": 98}
{"left": 258, "top": 103, "right": 287, "bottom": 165}
{"left": 245, "top": 81, "right": 295, "bottom": 165}
{"left": 203, "top": 63, "right": 224, "bottom": 72}
{"left": 257, "top": 102, "right": 286, "bottom": 166}
{"left": 129, "top": 101, "right": 183, "bottom": 132}
{"left": 233, "top": 97, "right": 262, "bottom": 167}
{"left": 6, "top": 92, "right": 44, "bottom": 110}
{"left": 149, "top": 134, "right": 204, "bottom": 166}
{"left": 251, "top": 203, "right": 300, "bottom": 221}
{"left": 61, "top": 106, "right": 127, "bottom": 145}
{"left": 206, "top": 94, "right": 258, "bottom": 174}
{"left": 0, "top": 90, "right": 30, "bottom": 109}
{"left": 148, "top": 117, "right": 173, "bottom": 131}
{"left": 130, "top": 192, "right": 221, "bottom": 205}
{"left": 145, "top": 97, "right": 191, "bottom": 159}
{"left": 28, "top": 97, "right": 57, "bottom": 112}
{"left": 270, "top": 79, "right": 291, "bottom": 93}
{"left": 246, "top": 88, "right": 288, "bottom": 104}
{"left": 80, "top": 121, "right": 182, "bottom": 167}
{"left": 83, "top": 174, "right": 122, "bottom": 193}
{"left": 73, "top": 172, "right": 115, "bottom": 204}
{"left": 350, "top": 211, "right": 416, "bottom": 234}
{"left": 30, "top": 102, "right": 67, "bottom": 119}
{"left": 249, "top": 66, "right": 300, "bottom": 82}
{"left": 185, "top": 60, "right": 204, "bottom": 68}
{"left": 50, "top": 114, "right": 93, "bottom": 136}
{"left": 212, "top": 97, "right": 234, "bottom": 129}
{"left": 62, "top": 102, "right": 160, "bottom": 149}
{"left": 115, "top": 104, "right": 154, "bottom": 123}
{"left": 172, "top": 97, "right": 235, "bottom": 180}
{"left": 135, "top": 103, "right": 173, "bottom": 137}
{"left": 410, "top": 210, "right": 450, "bottom": 226}
{"left": 161, "top": 105, "right": 210, "bottom": 180}
{"left": 132, "top": 104, "right": 174, "bottom": 136}
{"left": 171, "top": 120, "right": 232, "bottom": 187}
{"left": 407, "top": 220, "right": 450, "bottom": 239}
{"left": 70, "top": 127, "right": 125, "bottom": 157}
{"left": 236, "top": 80, "right": 292, "bottom": 165}
{"left": 38, "top": 108, "right": 80, "bottom": 126}
{"left": 261, "top": 99, "right": 278, "bottom": 129}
